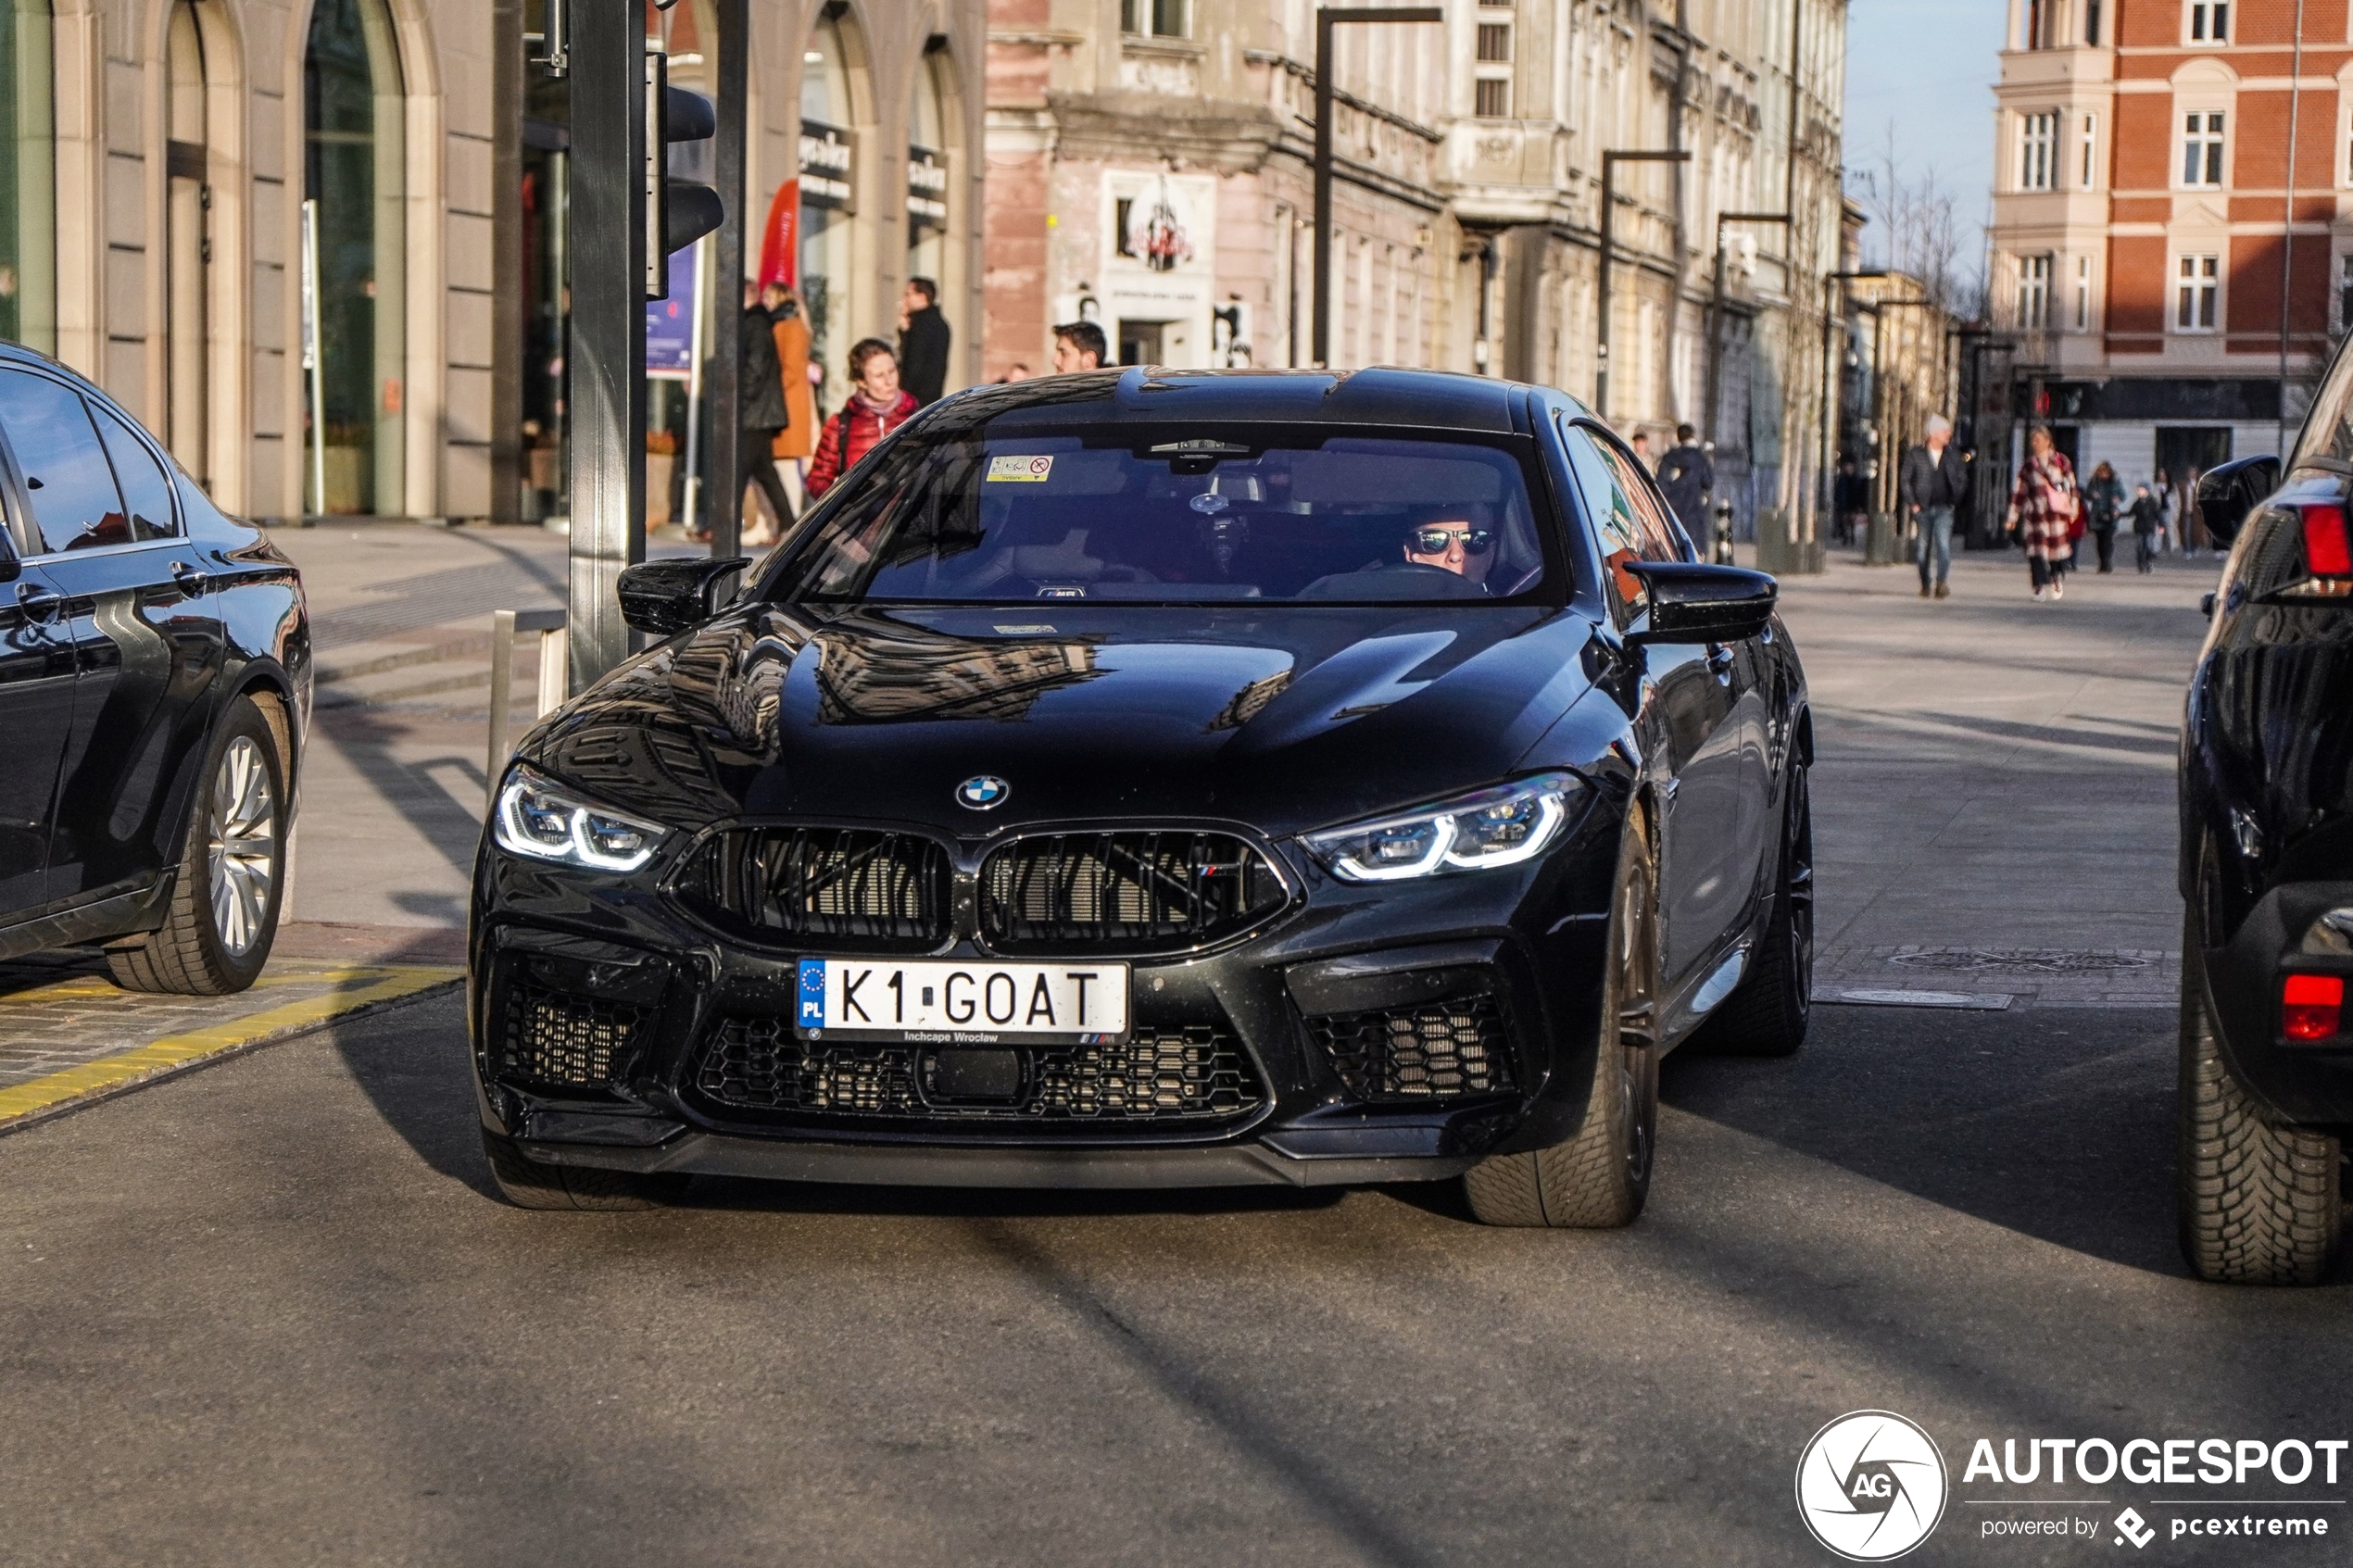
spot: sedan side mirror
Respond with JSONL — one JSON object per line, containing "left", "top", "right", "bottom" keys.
{"left": 2196, "top": 454, "right": 2282, "bottom": 547}
{"left": 1624, "top": 561, "right": 1779, "bottom": 646}
{"left": 617, "top": 557, "right": 750, "bottom": 637}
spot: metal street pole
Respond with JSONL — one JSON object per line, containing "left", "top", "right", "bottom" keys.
{"left": 1817, "top": 269, "right": 1887, "bottom": 550}
{"left": 708, "top": 0, "right": 746, "bottom": 558}
{"left": 1705, "top": 210, "right": 1788, "bottom": 445}
{"left": 564, "top": 0, "right": 648, "bottom": 694}
{"left": 1312, "top": 6, "right": 1441, "bottom": 369}
{"left": 1594, "top": 148, "right": 1690, "bottom": 421}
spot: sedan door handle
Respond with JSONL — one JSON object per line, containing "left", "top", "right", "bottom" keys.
{"left": 171, "top": 559, "right": 209, "bottom": 594}
{"left": 15, "top": 581, "right": 62, "bottom": 622}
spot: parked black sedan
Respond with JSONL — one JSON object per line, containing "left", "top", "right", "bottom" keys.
{"left": 2180, "top": 347, "right": 2353, "bottom": 1283}
{"left": 471, "top": 368, "right": 1812, "bottom": 1223}
{"left": 0, "top": 345, "right": 307, "bottom": 993}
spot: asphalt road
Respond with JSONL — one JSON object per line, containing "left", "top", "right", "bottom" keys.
{"left": 4, "top": 551, "right": 2347, "bottom": 1566}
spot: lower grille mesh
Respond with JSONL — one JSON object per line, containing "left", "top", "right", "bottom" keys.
{"left": 501, "top": 981, "right": 648, "bottom": 1086}
{"left": 696, "top": 1018, "right": 1264, "bottom": 1122}
{"left": 1306, "top": 994, "right": 1516, "bottom": 1100}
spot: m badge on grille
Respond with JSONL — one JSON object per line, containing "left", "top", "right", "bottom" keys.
{"left": 956, "top": 775, "right": 1011, "bottom": 810}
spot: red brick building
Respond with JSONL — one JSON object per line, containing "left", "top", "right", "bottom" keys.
{"left": 1989, "top": 0, "right": 2346, "bottom": 486}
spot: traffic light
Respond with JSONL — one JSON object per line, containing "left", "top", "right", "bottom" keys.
{"left": 646, "top": 41, "right": 722, "bottom": 299}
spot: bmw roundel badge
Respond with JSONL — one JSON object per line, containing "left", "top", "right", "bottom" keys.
{"left": 956, "top": 774, "right": 1011, "bottom": 810}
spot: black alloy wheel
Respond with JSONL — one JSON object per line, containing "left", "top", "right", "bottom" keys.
{"left": 1464, "top": 808, "right": 1661, "bottom": 1227}
{"left": 1691, "top": 762, "right": 1813, "bottom": 1057}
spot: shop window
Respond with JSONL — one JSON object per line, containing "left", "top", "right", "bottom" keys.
{"left": 2175, "top": 254, "right": 2220, "bottom": 332}
{"left": 2182, "top": 111, "right": 2225, "bottom": 187}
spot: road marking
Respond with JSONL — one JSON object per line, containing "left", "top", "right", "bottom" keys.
{"left": 0, "top": 964, "right": 462, "bottom": 1131}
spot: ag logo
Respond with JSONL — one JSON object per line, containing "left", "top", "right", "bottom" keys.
{"left": 955, "top": 774, "right": 1011, "bottom": 810}
{"left": 1794, "top": 1411, "right": 1948, "bottom": 1562}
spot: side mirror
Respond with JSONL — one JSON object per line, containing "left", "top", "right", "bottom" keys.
{"left": 1624, "top": 561, "right": 1779, "bottom": 645}
{"left": 2196, "top": 454, "right": 2282, "bottom": 547}
{"left": 617, "top": 556, "right": 750, "bottom": 637}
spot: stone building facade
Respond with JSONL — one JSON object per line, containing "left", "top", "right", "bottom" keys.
{"left": 981, "top": 0, "right": 1848, "bottom": 548}
{"left": 0, "top": 0, "right": 988, "bottom": 524}
{"left": 1988, "top": 0, "right": 2345, "bottom": 492}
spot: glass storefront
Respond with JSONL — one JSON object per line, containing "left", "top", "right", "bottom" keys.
{"left": 304, "top": 0, "right": 405, "bottom": 515}
{"left": 799, "top": 15, "right": 857, "bottom": 413}
{"left": 906, "top": 56, "right": 947, "bottom": 289}
{"left": 0, "top": 0, "right": 54, "bottom": 353}
{"left": 520, "top": 0, "right": 569, "bottom": 522}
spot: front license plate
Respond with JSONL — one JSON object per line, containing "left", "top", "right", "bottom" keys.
{"left": 797, "top": 958, "right": 1130, "bottom": 1044}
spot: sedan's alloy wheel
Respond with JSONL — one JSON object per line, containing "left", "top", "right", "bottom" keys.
{"left": 208, "top": 735, "right": 276, "bottom": 958}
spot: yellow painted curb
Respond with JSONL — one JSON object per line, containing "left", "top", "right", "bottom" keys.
{"left": 0, "top": 964, "right": 463, "bottom": 1130}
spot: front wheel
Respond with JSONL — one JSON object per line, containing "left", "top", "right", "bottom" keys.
{"left": 2177, "top": 926, "right": 2343, "bottom": 1285}
{"left": 1464, "top": 809, "right": 1660, "bottom": 1228}
{"left": 107, "top": 695, "right": 287, "bottom": 997}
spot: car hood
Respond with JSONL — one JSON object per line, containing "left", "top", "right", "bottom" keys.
{"left": 524, "top": 603, "right": 1604, "bottom": 840}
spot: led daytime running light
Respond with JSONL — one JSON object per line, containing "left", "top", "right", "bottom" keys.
{"left": 493, "top": 764, "right": 667, "bottom": 872}
{"left": 1303, "top": 773, "right": 1580, "bottom": 884}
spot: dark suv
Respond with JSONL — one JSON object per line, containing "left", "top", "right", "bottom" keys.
{"left": 0, "top": 345, "right": 308, "bottom": 994}
{"left": 2180, "top": 345, "right": 2353, "bottom": 1284}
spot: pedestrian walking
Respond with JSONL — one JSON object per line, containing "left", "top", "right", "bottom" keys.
{"left": 803, "top": 337, "right": 920, "bottom": 502}
{"left": 1630, "top": 430, "right": 1654, "bottom": 470}
{"left": 2083, "top": 460, "right": 2125, "bottom": 573}
{"left": 734, "top": 281, "right": 796, "bottom": 544}
{"left": 1833, "top": 454, "right": 1869, "bottom": 548}
{"left": 2129, "top": 483, "right": 2164, "bottom": 573}
{"left": 768, "top": 286, "right": 816, "bottom": 520}
{"left": 1898, "top": 413, "right": 1969, "bottom": 599}
{"left": 897, "top": 277, "right": 951, "bottom": 407}
{"left": 2153, "top": 467, "right": 2175, "bottom": 553}
{"left": 2006, "top": 422, "right": 2080, "bottom": 601}
{"left": 1655, "top": 423, "right": 1714, "bottom": 537}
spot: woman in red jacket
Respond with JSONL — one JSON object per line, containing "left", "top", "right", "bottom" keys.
{"left": 804, "top": 337, "right": 920, "bottom": 500}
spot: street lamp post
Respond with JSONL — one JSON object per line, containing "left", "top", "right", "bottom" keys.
{"left": 1817, "top": 269, "right": 1887, "bottom": 556}
{"left": 1312, "top": 6, "right": 1441, "bottom": 370}
{"left": 1594, "top": 148, "right": 1690, "bottom": 420}
{"left": 1704, "top": 210, "right": 1789, "bottom": 445}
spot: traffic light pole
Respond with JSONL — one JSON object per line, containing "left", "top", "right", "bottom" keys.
{"left": 707, "top": 0, "right": 746, "bottom": 559}
{"left": 564, "top": 0, "right": 648, "bottom": 692}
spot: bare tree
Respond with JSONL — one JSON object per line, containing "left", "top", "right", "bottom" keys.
{"left": 1846, "top": 120, "right": 1980, "bottom": 315}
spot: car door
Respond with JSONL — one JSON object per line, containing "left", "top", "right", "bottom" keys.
{"left": 0, "top": 504, "right": 75, "bottom": 921}
{"left": 0, "top": 367, "right": 224, "bottom": 908}
{"left": 1561, "top": 417, "right": 1752, "bottom": 995}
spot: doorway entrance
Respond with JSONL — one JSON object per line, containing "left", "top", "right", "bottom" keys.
{"left": 1118, "top": 319, "right": 1164, "bottom": 368}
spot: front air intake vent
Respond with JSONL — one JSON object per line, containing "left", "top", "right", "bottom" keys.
{"left": 678, "top": 828, "right": 953, "bottom": 950}
{"left": 500, "top": 981, "right": 650, "bottom": 1087}
{"left": 978, "top": 831, "right": 1288, "bottom": 954}
{"left": 1306, "top": 994, "right": 1516, "bottom": 1101}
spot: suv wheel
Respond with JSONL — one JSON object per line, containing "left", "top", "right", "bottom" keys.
{"left": 107, "top": 695, "right": 287, "bottom": 997}
{"left": 1464, "top": 809, "right": 1660, "bottom": 1227}
{"left": 2178, "top": 914, "right": 2344, "bottom": 1285}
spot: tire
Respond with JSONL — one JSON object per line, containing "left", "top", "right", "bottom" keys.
{"left": 1464, "top": 809, "right": 1661, "bottom": 1228}
{"left": 106, "top": 695, "right": 288, "bottom": 997}
{"left": 2177, "top": 916, "right": 2343, "bottom": 1285}
{"left": 481, "top": 1128, "right": 689, "bottom": 1211}
{"left": 1690, "top": 763, "right": 1814, "bottom": 1058}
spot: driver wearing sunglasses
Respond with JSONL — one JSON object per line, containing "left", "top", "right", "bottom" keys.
{"left": 1402, "top": 507, "right": 1497, "bottom": 588}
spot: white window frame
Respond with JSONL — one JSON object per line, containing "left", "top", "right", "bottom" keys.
{"left": 2074, "top": 254, "right": 2093, "bottom": 331}
{"left": 2019, "top": 110, "right": 2058, "bottom": 192}
{"left": 2079, "top": 111, "right": 2099, "bottom": 189}
{"left": 2180, "top": 110, "right": 2227, "bottom": 189}
{"left": 2186, "top": 0, "right": 2229, "bottom": 44}
{"left": 2174, "top": 253, "right": 2221, "bottom": 333}
{"left": 2017, "top": 253, "right": 2052, "bottom": 330}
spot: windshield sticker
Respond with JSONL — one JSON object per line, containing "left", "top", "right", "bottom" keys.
{"left": 988, "top": 454, "right": 1055, "bottom": 483}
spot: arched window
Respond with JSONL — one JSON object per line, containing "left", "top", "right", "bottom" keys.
{"left": 0, "top": 0, "right": 55, "bottom": 353}
{"left": 305, "top": 0, "right": 405, "bottom": 515}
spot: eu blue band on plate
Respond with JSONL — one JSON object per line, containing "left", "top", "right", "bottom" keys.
{"left": 798, "top": 959, "right": 826, "bottom": 1025}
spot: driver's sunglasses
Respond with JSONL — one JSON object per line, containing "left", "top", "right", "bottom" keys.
{"left": 1410, "top": 526, "right": 1495, "bottom": 555}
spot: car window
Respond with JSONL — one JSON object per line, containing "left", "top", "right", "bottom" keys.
{"left": 769, "top": 427, "right": 1557, "bottom": 605}
{"left": 1561, "top": 419, "right": 1681, "bottom": 615}
{"left": 0, "top": 369, "right": 132, "bottom": 554}
{"left": 90, "top": 403, "right": 178, "bottom": 541}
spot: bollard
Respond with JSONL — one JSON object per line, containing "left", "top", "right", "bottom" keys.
{"left": 486, "top": 607, "right": 570, "bottom": 809}
{"left": 1711, "top": 501, "right": 1736, "bottom": 565}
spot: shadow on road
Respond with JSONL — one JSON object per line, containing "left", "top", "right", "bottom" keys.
{"left": 1661, "top": 1001, "right": 2301, "bottom": 1282}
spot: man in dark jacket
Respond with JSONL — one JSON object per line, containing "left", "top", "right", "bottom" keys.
{"left": 735, "top": 282, "right": 796, "bottom": 533}
{"left": 897, "top": 277, "right": 951, "bottom": 406}
{"left": 1897, "top": 413, "right": 1969, "bottom": 599}
{"left": 1655, "top": 423, "right": 1714, "bottom": 537}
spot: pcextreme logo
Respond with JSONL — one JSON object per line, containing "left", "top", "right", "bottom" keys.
{"left": 1795, "top": 1411, "right": 1952, "bottom": 1562}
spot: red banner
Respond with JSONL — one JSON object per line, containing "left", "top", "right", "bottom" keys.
{"left": 758, "top": 179, "right": 799, "bottom": 290}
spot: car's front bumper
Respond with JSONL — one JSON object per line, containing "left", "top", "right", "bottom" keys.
{"left": 467, "top": 802, "right": 1623, "bottom": 1189}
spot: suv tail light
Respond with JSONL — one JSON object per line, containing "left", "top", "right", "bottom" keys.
{"left": 2301, "top": 504, "right": 2352, "bottom": 577}
{"left": 2282, "top": 973, "right": 2343, "bottom": 1040}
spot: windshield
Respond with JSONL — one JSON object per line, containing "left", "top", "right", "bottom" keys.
{"left": 765, "top": 426, "right": 1558, "bottom": 605}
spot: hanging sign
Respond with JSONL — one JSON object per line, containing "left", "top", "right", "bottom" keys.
{"left": 799, "top": 120, "right": 853, "bottom": 209}
{"left": 647, "top": 245, "right": 698, "bottom": 381}
{"left": 907, "top": 145, "right": 948, "bottom": 232}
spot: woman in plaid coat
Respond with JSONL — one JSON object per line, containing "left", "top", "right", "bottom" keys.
{"left": 2006, "top": 423, "right": 2081, "bottom": 601}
